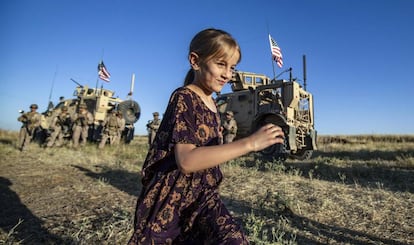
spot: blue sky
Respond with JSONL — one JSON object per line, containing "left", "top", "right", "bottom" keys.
{"left": 1, "top": 0, "right": 413, "bottom": 135}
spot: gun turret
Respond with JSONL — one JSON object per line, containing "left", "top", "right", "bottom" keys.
{"left": 70, "top": 78, "right": 83, "bottom": 88}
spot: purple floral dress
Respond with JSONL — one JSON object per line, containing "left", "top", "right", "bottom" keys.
{"left": 128, "top": 87, "right": 249, "bottom": 244}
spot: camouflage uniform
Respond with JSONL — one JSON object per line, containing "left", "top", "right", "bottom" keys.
{"left": 17, "top": 104, "right": 41, "bottom": 151}
{"left": 46, "top": 106, "right": 72, "bottom": 147}
{"left": 72, "top": 104, "right": 94, "bottom": 148}
{"left": 146, "top": 112, "right": 161, "bottom": 145}
{"left": 222, "top": 111, "right": 237, "bottom": 144}
{"left": 117, "top": 111, "right": 126, "bottom": 144}
{"left": 99, "top": 110, "right": 123, "bottom": 148}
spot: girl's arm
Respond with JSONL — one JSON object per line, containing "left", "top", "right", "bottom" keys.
{"left": 175, "top": 123, "right": 284, "bottom": 174}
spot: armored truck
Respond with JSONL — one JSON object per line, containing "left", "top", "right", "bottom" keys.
{"left": 216, "top": 69, "right": 317, "bottom": 160}
{"left": 41, "top": 84, "right": 140, "bottom": 144}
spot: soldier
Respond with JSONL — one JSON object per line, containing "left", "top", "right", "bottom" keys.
{"left": 17, "top": 104, "right": 41, "bottom": 151}
{"left": 72, "top": 103, "right": 94, "bottom": 148}
{"left": 222, "top": 111, "right": 238, "bottom": 144}
{"left": 98, "top": 109, "right": 123, "bottom": 149}
{"left": 146, "top": 112, "right": 161, "bottom": 145}
{"left": 46, "top": 106, "right": 72, "bottom": 148}
{"left": 117, "top": 110, "right": 126, "bottom": 144}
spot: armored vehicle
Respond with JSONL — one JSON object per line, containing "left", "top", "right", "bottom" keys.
{"left": 216, "top": 64, "right": 317, "bottom": 160}
{"left": 41, "top": 81, "right": 140, "bottom": 144}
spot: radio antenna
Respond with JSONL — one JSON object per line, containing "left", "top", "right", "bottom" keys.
{"left": 47, "top": 65, "right": 58, "bottom": 110}
{"left": 303, "top": 55, "right": 307, "bottom": 91}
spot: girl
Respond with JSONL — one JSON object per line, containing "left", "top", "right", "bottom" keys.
{"left": 128, "top": 28, "right": 284, "bottom": 244}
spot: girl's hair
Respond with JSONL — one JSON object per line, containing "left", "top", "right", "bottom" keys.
{"left": 184, "top": 28, "right": 241, "bottom": 86}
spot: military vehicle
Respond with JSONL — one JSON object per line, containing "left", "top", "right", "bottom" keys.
{"left": 216, "top": 57, "right": 317, "bottom": 160}
{"left": 40, "top": 79, "right": 141, "bottom": 144}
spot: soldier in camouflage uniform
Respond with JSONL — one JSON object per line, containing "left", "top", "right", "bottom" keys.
{"left": 17, "top": 104, "right": 41, "bottom": 151}
{"left": 222, "top": 111, "right": 238, "bottom": 144}
{"left": 146, "top": 112, "right": 161, "bottom": 145}
{"left": 72, "top": 103, "right": 94, "bottom": 148}
{"left": 116, "top": 110, "right": 126, "bottom": 144}
{"left": 99, "top": 109, "right": 123, "bottom": 149}
{"left": 46, "top": 106, "right": 72, "bottom": 148}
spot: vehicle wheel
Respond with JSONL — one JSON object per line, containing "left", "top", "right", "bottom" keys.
{"left": 261, "top": 141, "right": 288, "bottom": 161}
{"left": 292, "top": 150, "right": 313, "bottom": 160}
{"left": 256, "top": 115, "right": 287, "bottom": 158}
{"left": 118, "top": 100, "right": 141, "bottom": 124}
{"left": 261, "top": 144, "right": 278, "bottom": 155}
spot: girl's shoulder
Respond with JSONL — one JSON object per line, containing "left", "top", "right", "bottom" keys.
{"left": 169, "top": 87, "right": 197, "bottom": 102}
{"left": 172, "top": 86, "right": 194, "bottom": 96}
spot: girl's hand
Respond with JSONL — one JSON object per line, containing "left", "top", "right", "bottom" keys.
{"left": 247, "top": 123, "right": 285, "bottom": 152}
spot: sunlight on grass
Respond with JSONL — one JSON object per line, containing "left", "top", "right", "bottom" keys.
{"left": 1, "top": 132, "right": 413, "bottom": 244}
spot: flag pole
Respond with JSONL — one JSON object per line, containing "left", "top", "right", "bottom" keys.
{"left": 95, "top": 76, "right": 99, "bottom": 96}
{"left": 96, "top": 60, "right": 101, "bottom": 96}
{"left": 268, "top": 34, "right": 283, "bottom": 78}
{"left": 268, "top": 34, "right": 276, "bottom": 79}
{"left": 96, "top": 49, "right": 105, "bottom": 94}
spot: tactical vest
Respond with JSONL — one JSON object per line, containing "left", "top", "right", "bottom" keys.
{"left": 57, "top": 113, "right": 70, "bottom": 126}
{"left": 108, "top": 115, "right": 119, "bottom": 129}
{"left": 76, "top": 112, "right": 89, "bottom": 126}
{"left": 27, "top": 112, "right": 39, "bottom": 127}
{"left": 27, "top": 112, "right": 36, "bottom": 121}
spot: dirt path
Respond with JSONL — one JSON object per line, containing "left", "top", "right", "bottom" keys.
{"left": 0, "top": 144, "right": 140, "bottom": 244}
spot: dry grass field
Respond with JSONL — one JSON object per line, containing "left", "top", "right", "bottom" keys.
{"left": 0, "top": 130, "right": 413, "bottom": 244}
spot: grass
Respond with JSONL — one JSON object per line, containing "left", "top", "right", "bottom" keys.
{"left": 0, "top": 130, "right": 413, "bottom": 244}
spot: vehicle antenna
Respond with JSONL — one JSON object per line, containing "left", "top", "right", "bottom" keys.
{"left": 47, "top": 65, "right": 58, "bottom": 110}
{"left": 303, "top": 55, "right": 307, "bottom": 91}
{"left": 128, "top": 73, "right": 135, "bottom": 99}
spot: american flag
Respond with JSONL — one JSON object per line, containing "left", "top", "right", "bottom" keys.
{"left": 98, "top": 61, "right": 111, "bottom": 82}
{"left": 268, "top": 34, "right": 283, "bottom": 68}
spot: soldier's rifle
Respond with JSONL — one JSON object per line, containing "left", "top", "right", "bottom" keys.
{"left": 56, "top": 114, "right": 73, "bottom": 135}
{"left": 57, "top": 114, "right": 72, "bottom": 127}
{"left": 20, "top": 113, "right": 33, "bottom": 136}
{"left": 146, "top": 120, "right": 154, "bottom": 129}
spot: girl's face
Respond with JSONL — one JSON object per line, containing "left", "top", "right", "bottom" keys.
{"left": 191, "top": 50, "right": 240, "bottom": 94}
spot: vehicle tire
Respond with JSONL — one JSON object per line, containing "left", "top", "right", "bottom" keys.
{"left": 292, "top": 150, "right": 313, "bottom": 160}
{"left": 255, "top": 115, "right": 287, "bottom": 159}
{"left": 118, "top": 100, "right": 141, "bottom": 124}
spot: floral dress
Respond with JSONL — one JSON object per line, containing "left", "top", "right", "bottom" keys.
{"left": 128, "top": 87, "right": 249, "bottom": 244}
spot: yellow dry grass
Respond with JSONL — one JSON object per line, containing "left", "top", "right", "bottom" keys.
{"left": 0, "top": 130, "right": 413, "bottom": 244}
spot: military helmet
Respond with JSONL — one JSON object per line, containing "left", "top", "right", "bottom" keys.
{"left": 61, "top": 106, "right": 68, "bottom": 111}
{"left": 30, "top": 104, "right": 38, "bottom": 109}
{"left": 153, "top": 112, "right": 159, "bottom": 116}
{"left": 79, "top": 103, "right": 87, "bottom": 109}
{"left": 225, "top": 111, "right": 234, "bottom": 116}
